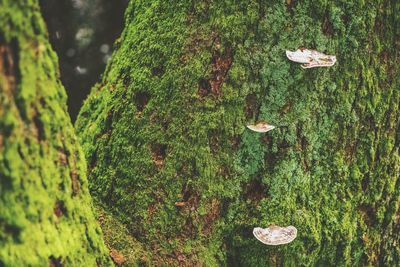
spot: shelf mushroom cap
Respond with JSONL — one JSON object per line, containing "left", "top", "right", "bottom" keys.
{"left": 286, "top": 49, "right": 312, "bottom": 64}
{"left": 286, "top": 48, "right": 336, "bottom": 68}
{"left": 253, "top": 225, "right": 297, "bottom": 245}
{"left": 246, "top": 122, "right": 275, "bottom": 133}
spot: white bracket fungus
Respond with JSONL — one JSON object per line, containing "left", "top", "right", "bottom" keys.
{"left": 246, "top": 122, "right": 275, "bottom": 133}
{"left": 253, "top": 225, "right": 297, "bottom": 245}
{"left": 286, "top": 48, "right": 336, "bottom": 68}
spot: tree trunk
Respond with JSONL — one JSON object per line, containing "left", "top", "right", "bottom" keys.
{"left": 0, "top": 1, "right": 111, "bottom": 266}
{"left": 76, "top": 0, "right": 400, "bottom": 266}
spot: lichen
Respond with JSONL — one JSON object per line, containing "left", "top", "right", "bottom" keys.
{"left": 77, "top": 0, "right": 400, "bottom": 266}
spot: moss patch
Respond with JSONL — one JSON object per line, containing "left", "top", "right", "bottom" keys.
{"left": 77, "top": 0, "right": 400, "bottom": 266}
{"left": 0, "top": 0, "right": 112, "bottom": 265}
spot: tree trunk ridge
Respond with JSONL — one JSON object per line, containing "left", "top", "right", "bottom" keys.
{"left": 0, "top": 1, "right": 112, "bottom": 265}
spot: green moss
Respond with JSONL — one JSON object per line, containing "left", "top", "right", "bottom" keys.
{"left": 77, "top": 0, "right": 400, "bottom": 266}
{"left": 0, "top": 0, "right": 112, "bottom": 265}
{"left": 95, "top": 204, "right": 149, "bottom": 266}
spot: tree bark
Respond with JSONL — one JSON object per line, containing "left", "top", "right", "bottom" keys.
{"left": 0, "top": 1, "right": 112, "bottom": 266}
{"left": 76, "top": 0, "right": 400, "bottom": 266}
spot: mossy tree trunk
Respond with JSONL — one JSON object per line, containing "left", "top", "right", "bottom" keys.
{"left": 77, "top": 0, "right": 400, "bottom": 266}
{"left": 0, "top": 1, "right": 112, "bottom": 266}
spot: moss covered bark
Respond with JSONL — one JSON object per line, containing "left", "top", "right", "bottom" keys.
{"left": 0, "top": 0, "right": 112, "bottom": 265}
{"left": 77, "top": 0, "right": 400, "bottom": 266}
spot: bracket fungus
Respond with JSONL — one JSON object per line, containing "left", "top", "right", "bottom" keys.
{"left": 253, "top": 225, "right": 297, "bottom": 245}
{"left": 246, "top": 122, "right": 275, "bottom": 133}
{"left": 286, "top": 48, "right": 336, "bottom": 68}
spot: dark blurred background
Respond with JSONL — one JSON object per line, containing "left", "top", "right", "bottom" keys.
{"left": 39, "top": 0, "right": 128, "bottom": 121}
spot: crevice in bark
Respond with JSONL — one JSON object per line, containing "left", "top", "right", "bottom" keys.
{"left": 201, "top": 199, "right": 221, "bottom": 235}
{"left": 280, "top": 102, "right": 292, "bottom": 115}
{"left": 195, "top": 35, "right": 233, "bottom": 97}
{"left": 151, "top": 65, "right": 165, "bottom": 77}
{"left": 0, "top": 35, "right": 20, "bottom": 94}
{"left": 198, "top": 78, "right": 212, "bottom": 97}
{"left": 134, "top": 91, "right": 150, "bottom": 113}
{"left": 245, "top": 93, "right": 258, "bottom": 120}
{"left": 122, "top": 75, "right": 131, "bottom": 88}
{"left": 89, "top": 152, "right": 97, "bottom": 171}
{"left": 345, "top": 138, "right": 358, "bottom": 163}
{"left": 32, "top": 111, "right": 45, "bottom": 141}
{"left": 208, "top": 129, "right": 220, "bottom": 154}
{"left": 70, "top": 168, "right": 80, "bottom": 196}
{"left": 322, "top": 16, "right": 334, "bottom": 36}
{"left": 286, "top": 0, "right": 296, "bottom": 14}
{"left": 208, "top": 48, "right": 233, "bottom": 95}
{"left": 58, "top": 150, "right": 68, "bottom": 166}
{"left": 182, "top": 192, "right": 200, "bottom": 238}
{"left": 48, "top": 255, "right": 63, "bottom": 267}
{"left": 362, "top": 176, "right": 369, "bottom": 192}
{"left": 244, "top": 179, "right": 268, "bottom": 202}
{"left": 358, "top": 204, "right": 375, "bottom": 227}
{"left": 1, "top": 223, "right": 21, "bottom": 242}
{"left": 296, "top": 125, "right": 309, "bottom": 171}
{"left": 54, "top": 200, "right": 67, "bottom": 218}
{"left": 151, "top": 143, "right": 167, "bottom": 168}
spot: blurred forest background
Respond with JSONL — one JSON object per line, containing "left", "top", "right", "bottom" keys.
{"left": 39, "top": 0, "right": 128, "bottom": 121}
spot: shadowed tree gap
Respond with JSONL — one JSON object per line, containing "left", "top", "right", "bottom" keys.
{"left": 39, "top": 0, "right": 128, "bottom": 121}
